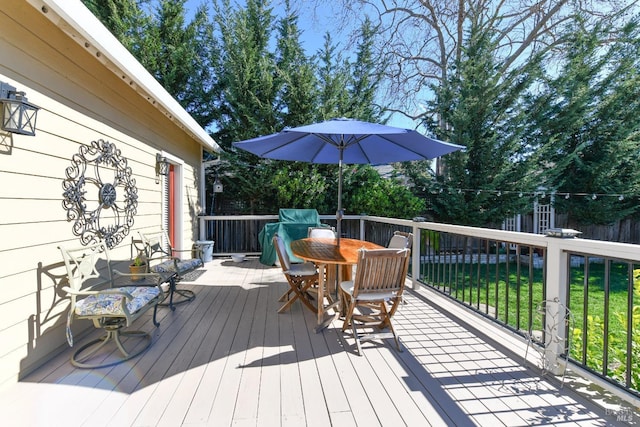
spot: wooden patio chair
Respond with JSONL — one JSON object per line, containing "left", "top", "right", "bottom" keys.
{"left": 387, "top": 231, "right": 413, "bottom": 249}
{"left": 308, "top": 226, "right": 336, "bottom": 238}
{"left": 273, "top": 233, "right": 319, "bottom": 314}
{"left": 138, "top": 230, "right": 202, "bottom": 310}
{"left": 59, "top": 242, "right": 164, "bottom": 368}
{"left": 339, "top": 247, "right": 410, "bottom": 354}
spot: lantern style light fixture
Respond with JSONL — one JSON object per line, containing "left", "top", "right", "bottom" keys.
{"left": 0, "top": 81, "right": 40, "bottom": 136}
{"left": 155, "top": 153, "right": 170, "bottom": 184}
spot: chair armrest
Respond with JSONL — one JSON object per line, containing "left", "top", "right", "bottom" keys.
{"left": 62, "top": 285, "right": 135, "bottom": 300}
{"left": 171, "top": 248, "right": 197, "bottom": 258}
{"left": 62, "top": 286, "right": 106, "bottom": 297}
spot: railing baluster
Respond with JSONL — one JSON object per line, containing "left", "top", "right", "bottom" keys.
{"left": 195, "top": 214, "right": 640, "bottom": 399}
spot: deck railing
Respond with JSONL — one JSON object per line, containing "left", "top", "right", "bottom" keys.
{"left": 198, "top": 214, "right": 640, "bottom": 399}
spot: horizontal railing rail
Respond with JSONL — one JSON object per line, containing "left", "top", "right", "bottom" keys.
{"left": 198, "top": 214, "right": 640, "bottom": 400}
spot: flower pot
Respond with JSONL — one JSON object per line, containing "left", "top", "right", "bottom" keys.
{"left": 129, "top": 264, "right": 147, "bottom": 281}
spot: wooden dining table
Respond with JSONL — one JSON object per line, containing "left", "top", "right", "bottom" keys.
{"left": 290, "top": 237, "right": 383, "bottom": 332}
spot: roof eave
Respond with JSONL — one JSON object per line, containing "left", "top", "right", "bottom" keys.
{"left": 26, "top": 0, "right": 221, "bottom": 153}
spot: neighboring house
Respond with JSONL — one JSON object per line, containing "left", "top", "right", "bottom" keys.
{"left": 0, "top": 0, "right": 220, "bottom": 388}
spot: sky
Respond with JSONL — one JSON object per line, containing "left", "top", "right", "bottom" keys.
{"left": 185, "top": 0, "right": 347, "bottom": 57}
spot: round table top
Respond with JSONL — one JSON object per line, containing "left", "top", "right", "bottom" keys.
{"left": 290, "top": 237, "right": 383, "bottom": 265}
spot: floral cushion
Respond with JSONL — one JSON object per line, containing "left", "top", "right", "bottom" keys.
{"left": 151, "top": 258, "right": 203, "bottom": 275}
{"left": 75, "top": 286, "right": 161, "bottom": 316}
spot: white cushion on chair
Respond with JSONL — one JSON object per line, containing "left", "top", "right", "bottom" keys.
{"left": 151, "top": 258, "right": 203, "bottom": 274}
{"left": 75, "top": 286, "right": 161, "bottom": 316}
{"left": 287, "top": 262, "right": 317, "bottom": 277}
{"left": 340, "top": 281, "right": 397, "bottom": 301}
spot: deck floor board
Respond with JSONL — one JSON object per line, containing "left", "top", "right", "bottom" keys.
{"left": 0, "top": 257, "right": 632, "bottom": 427}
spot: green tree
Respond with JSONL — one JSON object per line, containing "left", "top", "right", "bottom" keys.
{"left": 82, "top": 0, "right": 152, "bottom": 59}
{"left": 526, "top": 15, "right": 640, "bottom": 225}
{"left": 427, "top": 25, "right": 542, "bottom": 226}
{"left": 343, "top": 166, "right": 425, "bottom": 218}
{"left": 347, "top": 16, "right": 383, "bottom": 123}
{"left": 316, "top": 33, "right": 350, "bottom": 121}
{"left": 82, "top": 0, "right": 217, "bottom": 129}
{"left": 148, "top": 0, "right": 218, "bottom": 127}
{"left": 211, "top": 0, "right": 280, "bottom": 213}
{"left": 274, "top": 0, "right": 317, "bottom": 128}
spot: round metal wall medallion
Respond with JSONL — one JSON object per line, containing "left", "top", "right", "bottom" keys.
{"left": 62, "top": 139, "right": 138, "bottom": 248}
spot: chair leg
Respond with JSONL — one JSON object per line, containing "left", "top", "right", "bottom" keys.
{"left": 159, "top": 277, "right": 196, "bottom": 311}
{"left": 351, "top": 320, "right": 363, "bottom": 355}
{"left": 342, "top": 301, "right": 356, "bottom": 332}
{"left": 278, "top": 278, "right": 316, "bottom": 314}
{"left": 380, "top": 303, "right": 402, "bottom": 352}
{"left": 71, "top": 328, "right": 153, "bottom": 369}
{"left": 341, "top": 300, "right": 402, "bottom": 354}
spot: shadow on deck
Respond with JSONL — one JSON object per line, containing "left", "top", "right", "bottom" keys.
{"left": 0, "top": 257, "right": 635, "bottom": 426}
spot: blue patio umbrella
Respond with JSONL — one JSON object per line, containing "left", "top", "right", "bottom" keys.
{"left": 233, "top": 118, "right": 464, "bottom": 243}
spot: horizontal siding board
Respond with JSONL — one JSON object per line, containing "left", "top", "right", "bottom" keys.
{"left": 0, "top": 1, "right": 205, "bottom": 387}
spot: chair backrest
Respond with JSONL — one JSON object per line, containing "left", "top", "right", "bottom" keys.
{"left": 273, "top": 233, "right": 292, "bottom": 271}
{"left": 387, "top": 231, "right": 413, "bottom": 250}
{"left": 308, "top": 226, "right": 336, "bottom": 238}
{"left": 351, "top": 248, "right": 410, "bottom": 299}
{"left": 139, "top": 230, "right": 173, "bottom": 262}
{"left": 59, "top": 242, "right": 113, "bottom": 304}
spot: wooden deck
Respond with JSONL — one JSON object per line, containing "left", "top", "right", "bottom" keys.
{"left": 0, "top": 257, "right": 635, "bottom": 426}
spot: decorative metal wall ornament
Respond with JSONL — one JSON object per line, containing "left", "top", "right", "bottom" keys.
{"left": 62, "top": 139, "right": 138, "bottom": 248}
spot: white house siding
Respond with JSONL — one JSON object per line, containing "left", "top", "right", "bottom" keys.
{"left": 0, "top": 1, "right": 215, "bottom": 388}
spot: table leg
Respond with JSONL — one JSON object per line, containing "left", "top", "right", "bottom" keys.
{"left": 317, "top": 263, "right": 326, "bottom": 328}
{"left": 315, "top": 262, "right": 341, "bottom": 333}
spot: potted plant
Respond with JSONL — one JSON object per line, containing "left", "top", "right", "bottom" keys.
{"left": 129, "top": 250, "right": 148, "bottom": 281}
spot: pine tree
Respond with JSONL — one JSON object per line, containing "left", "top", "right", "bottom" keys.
{"left": 428, "top": 24, "right": 542, "bottom": 226}
{"left": 526, "top": 15, "right": 640, "bottom": 225}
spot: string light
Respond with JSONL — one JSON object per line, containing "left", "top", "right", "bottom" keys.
{"left": 429, "top": 187, "right": 630, "bottom": 201}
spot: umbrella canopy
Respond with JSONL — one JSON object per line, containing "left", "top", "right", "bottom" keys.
{"left": 233, "top": 118, "right": 464, "bottom": 242}
{"left": 233, "top": 118, "right": 463, "bottom": 164}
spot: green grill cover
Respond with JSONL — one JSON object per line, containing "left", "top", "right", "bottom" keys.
{"left": 258, "top": 209, "right": 322, "bottom": 265}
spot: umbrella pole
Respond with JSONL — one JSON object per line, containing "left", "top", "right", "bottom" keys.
{"left": 336, "top": 145, "right": 343, "bottom": 246}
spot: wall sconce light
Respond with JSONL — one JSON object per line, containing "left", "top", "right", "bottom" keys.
{"left": 0, "top": 82, "right": 40, "bottom": 136}
{"left": 155, "top": 153, "right": 170, "bottom": 183}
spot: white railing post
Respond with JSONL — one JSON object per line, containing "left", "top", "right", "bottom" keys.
{"left": 359, "top": 217, "right": 366, "bottom": 240}
{"left": 199, "top": 216, "right": 205, "bottom": 241}
{"left": 543, "top": 236, "right": 570, "bottom": 374}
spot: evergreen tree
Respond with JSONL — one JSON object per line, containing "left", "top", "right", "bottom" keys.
{"left": 274, "top": 0, "right": 317, "bottom": 128}
{"left": 148, "top": 0, "right": 218, "bottom": 127}
{"left": 82, "top": 0, "right": 152, "bottom": 59}
{"left": 526, "top": 15, "right": 640, "bottom": 225}
{"left": 269, "top": 1, "right": 329, "bottom": 211}
{"left": 316, "top": 33, "right": 350, "bottom": 121}
{"left": 348, "top": 16, "right": 383, "bottom": 123}
{"left": 211, "top": 0, "right": 280, "bottom": 213}
{"left": 82, "top": 0, "right": 217, "bottom": 129}
{"left": 428, "top": 24, "right": 542, "bottom": 226}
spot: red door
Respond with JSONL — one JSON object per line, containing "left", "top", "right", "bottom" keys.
{"left": 168, "top": 165, "right": 176, "bottom": 249}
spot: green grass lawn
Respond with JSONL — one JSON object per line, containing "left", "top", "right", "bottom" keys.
{"left": 421, "top": 258, "right": 640, "bottom": 392}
